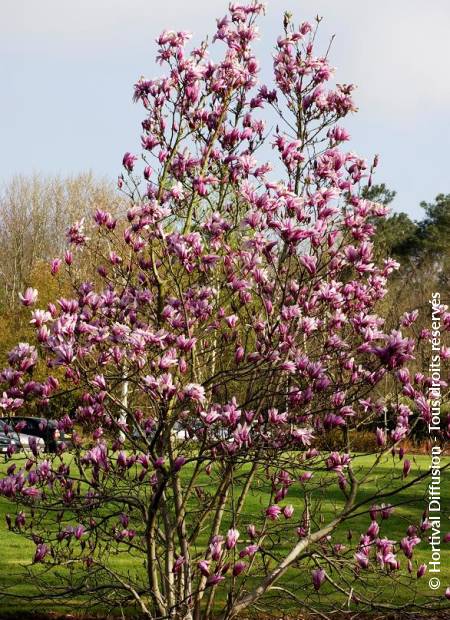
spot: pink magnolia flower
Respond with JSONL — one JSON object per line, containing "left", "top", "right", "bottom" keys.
{"left": 266, "top": 505, "right": 282, "bottom": 520}
{"left": 400, "top": 535, "right": 420, "bottom": 559}
{"left": 225, "top": 314, "right": 239, "bottom": 328}
{"left": 122, "top": 152, "right": 138, "bottom": 172}
{"left": 239, "top": 544, "right": 258, "bottom": 558}
{"left": 50, "top": 258, "right": 62, "bottom": 275}
{"left": 299, "top": 255, "right": 317, "bottom": 275}
{"left": 291, "top": 427, "right": 314, "bottom": 446}
{"left": 355, "top": 552, "right": 369, "bottom": 569}
{"left": 440, "top": 346, "right": 450, "bottom": 360}
{"left": 367, "top": 521, "right": 380, "bottom": 539}
{"left": 225, "top": 528, "right": 240, "bottom": 550}
{"left": 183, "top": 383, "right": 206, "bottom": 403}
{"left": 206, "top": 574, "right": 225, "bottom": 587}
{"left": 400, "top": 310, "right": 419, "bottom": 327}
{"left": 329, "top": 126, "right": 350, "bottom": 142}
{"left": 268, "top": 408, "right": 288, "bottom": 425}
{"left": 283, "top": 505, "right": 294, "bottom": 519}
{"left": 19, "top": 288, "right": 38, "bottom": 307}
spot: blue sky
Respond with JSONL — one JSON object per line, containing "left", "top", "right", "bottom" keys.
{"left": 2, "top": 0, "right": 449, "bottom": 219}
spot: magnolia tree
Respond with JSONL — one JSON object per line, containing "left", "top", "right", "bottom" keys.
{"left": 1, "top": 4, "right": 449, "bottom": 619}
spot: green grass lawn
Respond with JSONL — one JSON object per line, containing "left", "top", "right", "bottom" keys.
{"left": 0, "top": 453, "right": 448, "bottom": 617}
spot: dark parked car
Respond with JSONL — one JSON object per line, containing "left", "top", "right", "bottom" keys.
{"left": 0, "top": 432, "right": 17, "bottom": 455}
{"left": 0, "top": 420, "right": 45, "bottom": 454}
{"left": 4, "top": 417, "right": 68, "bottom": 453}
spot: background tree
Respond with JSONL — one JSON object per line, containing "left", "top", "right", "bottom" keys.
{"left": 367, "top": 189, "right": 450, "bottom": 442}
{"left": 0, "top": 173, "right": 125, "bottom": 360}
{"left": 0, "top": 172, "right": 124, "bottom": 309}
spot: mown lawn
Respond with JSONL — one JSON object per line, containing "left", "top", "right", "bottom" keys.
{"left": 0, "top": 453, "right": 448, "bottom": 617}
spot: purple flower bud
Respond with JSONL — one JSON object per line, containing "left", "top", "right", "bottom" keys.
{"left": 417, "top": 564, "right": 426, "bottom": 578}
{"left": 300, "top": 471, "right": 313, "bottom": 483}
{"left": 15, "top": 511, "right": 26, "bottom": 529}
{"left": 117, "top": 451, "right": 127, "bottom": 468}
{"left": 247, "top": 524, "right": 257, "bottom": 538}
{"left": 172, "top": 555, "right": 185, "bottom": 573}
{"left": 174, "top": 456, "right": 186, "bottom": 472}
{"left": 22, "top": 486, "right": 41, "bottom": 500}
{"left": 93, "top": 427, "right": 103, "bottom": 440}
{"left": 367, "top": 521, "right": 379, "bottom": 539}
{"left": 312, "top": 568, "right": 326, "bottom": 591}
{"left": 210, "top": 537, "right": 223, "bottom": 561}
{"left": 403, "top": 459, "right": 411, "bottom": 478}
{"left": 34, "top": 543, "right": 49, "bottom": 563}
{"left": 376, "top": 427, "right": 386, "bottom": 447}
{"left": 233, "top": 561, "right": 247, "bottom": 576}
{"left": 74, "top": 525, "right": 85, "bottom": 540}
{"left": 381, "top": 504, "right": 394, "bottom": 520}
{"left": 206, "top": 573, "right": 225, "bottom": 587}
{"left": 198, "top": 560, "right": 210, "bottom": 576}
{"left": 235, "top": 345, "right": 245, "bottom": 364}
{"left": 239, "top": 544, "right": 258, "bottom": 558}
